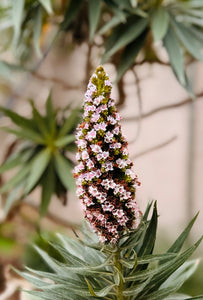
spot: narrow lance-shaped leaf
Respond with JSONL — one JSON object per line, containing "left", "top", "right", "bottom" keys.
{"left": 46, "top": 93, "right": 56, "bottom": 137}
{"left": 142, "top": 237, "right": 203, "bottom": 294}
{"left": 58, "top": 107, "right": 81, "bottom": 137}
{"left": 38, "top": 0, "right": 53, "bottom": 14}
{"left": 163, "top": 25, "right": 186, "bottom": 86}
{"left": 85, "top": 278, "right": 115, "bottom": 297}
{"left": 54, "top": 152, "right": 75, "bottom": 191}
{"left": 102, "top": 17, "right": 149, "bottom": 63}
{"left": 0, "top": 127, "right": 46, "bottom": 144}
{"left": 54, "top": 134, "right": 75, "bottom": 148}
{"left": 0, "top": 164, "right": 30, "bottom": 193}
{"left": 151, "top": 6, "right": 169, "bottom": 42}
{"left": 33, "top": 6, "right": 43, "bottom": 57}
{"left": 170, "top": 16, "right": 203, "bottom": 61}
{"left": 0, "top": 106, "right": 35, "bottom": 129}
{"left": 60, "top": 0, "right": 83, "bottom": 31}
{"left": 116, "top": 29, "right": 148, "bottom": 81}
{"left": 161, "top": 259, "right": 200, "bottom": 289}
{"left": 137, "top": 201, "right": 158, "bottom": 257}
{"left": 40, "top": 161, "right": 55, "bottom": 217}
{"left": 0, "top": 153, "right": 24, "bottom": 175}
{"left": 167, "top": 212, "right": 199, "bottom": 254}
{"left": 4, "top": 183, "right": 25, "bottom": 216}
{"left": 88, "top": 0, "right": 102, "bottom": 41}
{"left": 24, "top": 148, "right": 51, "bottom": 194}
{"left": 31, "top": 101, "right": 50, "bottom": 138}
{"left": 12, "top": 0, "right": 25, "bottom": 46}
{"left": 99, "top": 15, "right": 124, "bottom": 35}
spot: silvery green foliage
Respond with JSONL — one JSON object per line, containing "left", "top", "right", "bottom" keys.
{"left": 18, "top": 202, "right": 203, "bottom": 299}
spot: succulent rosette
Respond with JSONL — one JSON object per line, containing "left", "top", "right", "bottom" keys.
{"left": 74, "top": 66, "right": 141, "bottom": 244}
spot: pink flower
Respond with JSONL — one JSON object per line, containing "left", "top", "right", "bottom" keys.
{"left": 87, "top": 129, "right": 96, "bottom": 141}
{"left": 107, "top": 116, "right": 117, "bottom": 125}
{"left": 75, "top": 152, "right": 81, "bottom": 161}
{"left": 113, "top": 126, "right": 120, "bottom": 135}
{"left": 86, "top": 159, "right": 94, "bottom": 168}
{"left": 91, "top": 113, "right": 100, "bottom": 123}
{"left": 82, "top": 150, "right": 89, "bottom": 160}
{"left": 91, "top": 144, "right": 101, "bottom": 153}
{"left": 96, "top": 153, "right": 103, "bottom": 161}
{"left": 93, "top": 96, "right": 103, "bottom": 106}
{"left": 100, "top": 122, "right": 107, "bottom": 131}
{"left": 105, "top": 80, "right": 112, "bottom": 87}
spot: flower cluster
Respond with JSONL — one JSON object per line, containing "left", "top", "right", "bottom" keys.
{"left": 74, "top": 66, "right": 141, "bottom": 244}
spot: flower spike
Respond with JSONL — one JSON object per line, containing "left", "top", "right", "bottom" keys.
{"left": 74, "top": 66, "right": 142, "bottom": 244}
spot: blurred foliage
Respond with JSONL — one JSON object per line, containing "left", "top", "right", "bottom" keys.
{"left": 0, "top": 0, "right": 202, "bottom": 93}
{"left": 0, "top": 94, "right": 81, "bottom": 216}
{"left": 24, "top": 231, "right": 65, "bottom": 272}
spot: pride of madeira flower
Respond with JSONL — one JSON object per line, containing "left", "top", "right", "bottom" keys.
{"left": 74, "top": 66, "right": 141, "bottom": 244}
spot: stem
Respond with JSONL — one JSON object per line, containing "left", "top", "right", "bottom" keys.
{"left": 114, "top": 249, "right": 124, "bottom": 300}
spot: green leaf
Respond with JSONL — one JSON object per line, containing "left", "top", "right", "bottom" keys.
{"left": 137, "top": 253, "right": 177, "bottom": 265}
{"left": 116, "top": 29, "right": 148, "bottom": 81}
{"left": 151, "top": 6, "right": 169, "bottom": 42}
{"left": 0, "top": 165, "right": 30, "bottom": 193}
{"left": 38, "top": 0, "right": 53, "bottom": 14}
{"left": 50, "top": 242, "right": 86, "bottom": 266}
{"left": 24, "top": 148, "right": 51, "bottom": 194}
{"left": 45, "top": 93, "right": 56, "bottom": 136}
{"left": 0, "top": 153, "right": 24, "bottom": 175}
{"left": 4, "top": 183, "right": 24, "bottom": 216}
{"left": 12, "top": 0, "right": 25, "bottom": 46}
{"left": 165, "top": 294, "right": 191, "bottom": 300}
{"left": 103, "top": 0, "right": 127, "bottom": 22}
{"left": 33, "top": 6, "right": 43, "bottom": 57}
{"left": 180, "top": 0, "right": 203, "bottom": 8}
{"left": 40, "top": 162, "right": 55, "bottom": 217}
{"left": 102, "top": 17, "right": 149, "bottom": 63}
{"left": 143, "top": 200, "right": 153, "bottom": 221}
{"left": 171, "top": 17, "right": 203, "bottom": 61}
{"left": 130, "top": 0, "right": 137, "bottom": 8}
{"left": 85, "top": 278, "right": 115, "bottom": 297}
{"left": 31, "top": 101, "right": 49, "bottom": 138}
{"left": 99, "top": 15, "right": 124, "bottom": 35}
{"left": 85, "top": 278, "right": 98, "bottom": 297}
{"left": 88, "top": 0, "right": 101, "bottom": 41}
{"left": 137, "top": 201, "right": 158, "bottom": 257}
{"left": 0, "top": 106, "right": 34, "bottom": 129}
{"left": 140, "top": 285, "right": 183, "bottom": 300}
{"left": 58, "top": 107, "right": 81, "bottom": 137}
{"left": 123, "top": 276, "right": 153, "bottom": 297}
{"left": 167, "top": 212, "right": 199, "bottom": 254}
{"left": 161, "top": 259, "right": 199, "bottom": 289}
{"left": 0, "top": 127, "right": 45, "bottom": 144}
{"left": 54, "top": 152, "right": 75, "bottom": 191}
{"left": 33, "top": 246, "right": 68, "bottom": 275}
{"left": 54, "top": 134, "right": 75, "bottom": 148}
{"left": 60, "top": 0, "right": 83, "bottom": 31}
{"left": 178, "top": 15, "right": 203, "bottom": 27}
{"left": 0, "top": 61, "right": 27, "bottom": 79}
{"left": 143, "top": 237, "right": 203, "bottom": 295}
{"left": 14, "top": 268, "right": 50, "bottom": 289}
{"left": 163, "top": 25, "right": 186, "bottom": 87}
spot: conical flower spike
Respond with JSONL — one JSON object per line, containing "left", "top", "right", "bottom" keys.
{"left": 74, "top": 66, "right": 142, "bottom": 244}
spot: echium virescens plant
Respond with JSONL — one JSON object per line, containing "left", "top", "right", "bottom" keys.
{"left": 18, "top": 67, "right": 203, "bottom": 300}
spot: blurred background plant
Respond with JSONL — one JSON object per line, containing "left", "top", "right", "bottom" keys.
{"left": 0, "top": 0, "right": 202, "bottom": 299}
{"left": 0, "top": 94, "right": 81, "bottom": 218}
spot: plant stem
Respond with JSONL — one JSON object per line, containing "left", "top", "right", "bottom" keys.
{"left": 114, "top": 249, "right": 124, "bottom": 300}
